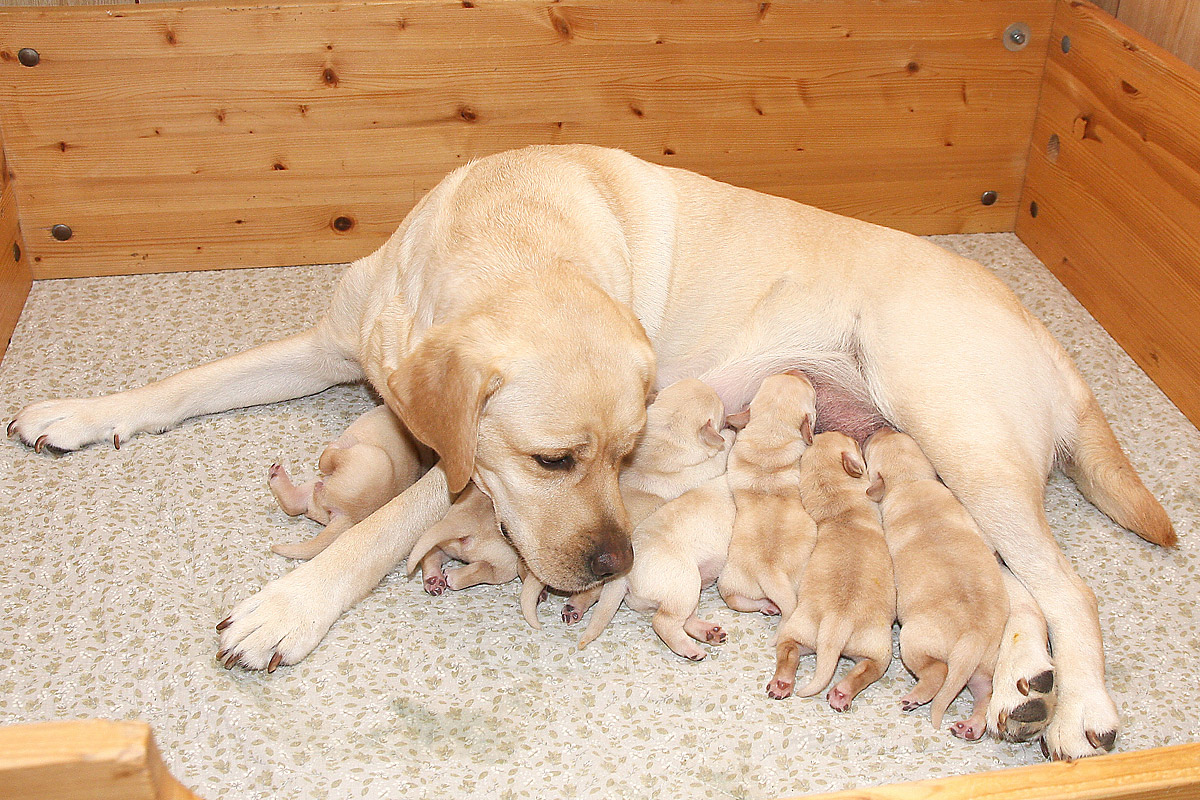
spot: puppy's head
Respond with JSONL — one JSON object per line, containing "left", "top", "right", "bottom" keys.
{"left": 798, "top": 431, "right": 872, "bottom": 514}
{"left": 389, "top": 285, "right": 655, "bottom": 592}
{"left": 624, "top": 378, "right": 731, "bottom": 480}
{"left": 862, "top": 428, "right": 936, "bottom": 501}
{"left": 742, "top": 372, "right": 816, "bottom": 446}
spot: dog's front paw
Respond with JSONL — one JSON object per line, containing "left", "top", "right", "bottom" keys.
{"left": 1039, "top": 692, "right": 1119, "bottom": 761}
{"left": 216, "top": 567, "right": 341, "bottom": 672}
{"left": 989, "top": 630, "right": 1057, "bottom": 742}
{"left": 9, "top": 397, "right": 134, "bottom": 453}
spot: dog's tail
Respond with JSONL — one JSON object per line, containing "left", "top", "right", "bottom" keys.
{"left": 929, "top": 635, "right": 987, "bottom": 729}
{"left": 519, "top": 573, "right": 547, "bottom": 631}
{"left": 796, "top": 617, "right": 852, "bottom": 697}
{"left": 271, "top": 514, "right": 355, "bottom": 560}
{"left": 405, "top": 521, "right": 460, "bottom": 576}
{"left": 578, "top": 578, "right": 628, "bottom": 649}
{"left": 759, "top": 569, "right": 799, "bottom": 621}
{"left": 1063, "top": 392, "right": 1175, "bottom": 547}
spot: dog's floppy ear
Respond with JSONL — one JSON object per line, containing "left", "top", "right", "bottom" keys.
{"left": 700, "top": 420, "right": 726, "bottom": 448}
{"left": 726, "top": 408, "right": 751, "bottom": 431}
{"left": 387, "top": 322, "right": 504, "bottom": 493}
{"left": 841, "top": 446, "right": 866, "bottom": 478}
{"left": 799, "top": 413, "right": 814, "bottom": 446}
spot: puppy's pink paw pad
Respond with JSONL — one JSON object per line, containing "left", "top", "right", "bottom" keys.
{"left": 767, "top": 680, "right": 793, "bottom": 700}
{"left": 827, "top": 688, "right": 851, "bottom": 712}
{"left": 762, "top": 601, "right": 781, "bottom": 616}
{"left": 424, "top": 576, "right": 447, "bottom": 596}
{"left": 562, "top": 606, "right": 582, "bottom": 625}
{"left": 951, "top": 721, "right": 985, "bottom": 741}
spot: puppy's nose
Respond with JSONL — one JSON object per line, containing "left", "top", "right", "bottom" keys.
{"left": 589, "top": 540, "right": 634, "bottom": 580}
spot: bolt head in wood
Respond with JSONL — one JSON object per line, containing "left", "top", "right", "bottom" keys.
{"left": 981, "top": 191, "right": 998, "bottom": 206}
{"left": 17, "top": 48, "right": 40, "bottom": 67}
{"left": 51, "top": 224, "right": 73, "bottom": 241}
{"left": 1003, "top": 22, "right": 1031, "bottom": 51}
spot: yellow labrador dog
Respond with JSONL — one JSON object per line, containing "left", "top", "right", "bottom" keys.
{"left": 8, "top": 144, "right": 1174, "bottom": 759}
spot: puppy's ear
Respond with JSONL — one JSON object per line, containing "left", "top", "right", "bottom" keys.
{"left": 841, "top": 446, "right": 866, "bottom": 478}
{"left": 387, "top": 323, "right": 504, "bottom": 493}
{"left": 700, "top": 420, "right": 726, "bottom": 448}
{"left": 866, "top": 473, "right": 886, "bottom": 502}
{"left": 799, "top": 414, "right": 814, "bottom": 446}
{"left": 726, "top": 408, "right": 751, "bottom": 431}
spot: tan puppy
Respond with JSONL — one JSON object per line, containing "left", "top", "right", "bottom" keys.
{"left": 769, "top": 432, "right": 895, "bottom": 710}
{"left": 865, "top": 428, "right": 1008, "bottom": 739}
{"left": 13, "top": 145, "right": 1173, "bottom": 755}
{"left": 268, "top": 405, "right": 424, "bottom": 560}
{"left": 406, "top": 483, "right": 523, "bottom": 595}
{"left": 719, "top": 373, "right": 818, "bottom": 619}
{"left": 525, "top": 378, "right": 733, "bottom": 632}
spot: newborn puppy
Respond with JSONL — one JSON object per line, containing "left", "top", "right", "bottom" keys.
{"left": 719, "top": 372, "right": 818, "bottom": 619}
{"left": 406, "top": 483, "right": 523, "bottom": 595}
{"left": 769, "top": 432, "right": 895, "bottom": 710}
{"left": 864, "top": 428, "right": 1008, "bottom": 740}
{"left": 268, "top": 405, "right": 423, "bottom": 559}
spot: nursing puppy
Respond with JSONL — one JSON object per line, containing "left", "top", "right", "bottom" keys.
{"left": 12, "top": 144, "right": 1174, "bottom": 756}
{"left": 719, "top": 373, "right": 818, "bottom": 620}
{"left": 268, "top": 405, "right": 424, "bottom": 560}
{"left": 865, "top": 428, "right": 1007, "bottom": 740}
{"left": 527, "top": 378, "right": 733, "bottom": 633}
{"left": 406, "top": 483, "right": 522, "bottom": 595}
{"left": 769, "top": 432, "right": 895, "bottom": 710}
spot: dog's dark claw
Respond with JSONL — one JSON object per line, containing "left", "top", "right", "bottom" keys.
{"left": 223, "top": 652, "right": 239, "bottom": 669}
{"left": 1087, "top": 729, "right": 1116, "bottom": 751}
{"left": 6, "top": 420, "right": 15, "bottom": 437}
{"left": 268, "top": 652, "right": 283, "bottom": 673}
{"left": 1017, "top": 677, "right": 1030, "bottom": 696}
{"left": 216, "top": 649, "right": 227, "bottom": 661}
{"left": 216, "top": 616, "right": 232, "bottom": 631}
{"left": 113, "top": 434, "right": 121, "bottom": 450}
{"left": 34, "top": 435, "right": 47, "bottom": 454}
{"left": 1040, "top": 738, "right": 1050, "bottom": 759}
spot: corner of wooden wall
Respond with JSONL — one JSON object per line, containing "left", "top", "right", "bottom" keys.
{"left": 1, "top": 122, "right": 32, "bottom": 365}
{"left": 1016, "top": 0, "right": 1200, "bottom": 428}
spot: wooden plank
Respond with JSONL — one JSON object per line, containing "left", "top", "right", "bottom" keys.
{"left": 790, "top": 741, "right": 1200, "bottom": 800}
{"left": 0, "top": 719, "right": 204, "bottom": 800}
{"left": 1016, "top": 0, "right": 1200, "bottom": 428}
{"left": 1116, "top": 0, "right": 1200, "bottom": 71}
{"left": 0, "top": 135, "right": 32, "bottom": 364}
{"left": 0, "top": 0, "right": 1055, "bottom": 278}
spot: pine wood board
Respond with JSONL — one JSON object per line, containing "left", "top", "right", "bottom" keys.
{"left": 0, "top": 0, "right": 1055, "bottom": 278}
{"left": 1016, "top": 0, "right": 1200, "bottom": 428}
{"left": 0, "top": 143, "right": 31, "bottom": 364}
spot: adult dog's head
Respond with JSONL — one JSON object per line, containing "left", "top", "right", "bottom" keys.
{"left": 389, "top": 275, "right": 655, "bottom": 592}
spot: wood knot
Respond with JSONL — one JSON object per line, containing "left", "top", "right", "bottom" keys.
{"left": 630, "top": 105, "right": 645, "bottom": 118}
{"left": 323, "top": 67, "right": 339, "bottom": 87}
{"left": 549, "top": 8, "right": 572, "bottom": 38}
{"left": 164, "top": 27, "right": 177, "bottom": 45}
{"left": 272, "top": 162, "right": 287, "bottom": 171}
{"left": 332, "top": 215, "right": 355, "bottom": 232}
{"left": 663, "top": 147, "right": 675, "bottom": 156}
{"left": 1120, "top": 80, "right": 1139, "bottom": 95}
{"left": 906, "top": 61, "right": 920, "bottom": 73}
{"left": 457, "top": 105, "right": 478, "bottom": 122}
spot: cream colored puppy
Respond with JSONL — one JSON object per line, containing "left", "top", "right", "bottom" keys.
{"left": 13, "top": 145, "right": 1173, "bottom": 756}
{"left": 406, "top": 483, "right": 523, "bottom": 595}
{"left": 525, "top": 378, "right": 733, "bottom": 631}
{"left": 865, "top": 428, "right": 1007, "bottom": 740}
{"left": 719, "top": 372, "right": 817, "bottom": 619}
{"left": 268, "top": 405, "right": 424, "bottom": 560}
{"left": 769, "top": 432, "right": 895, "bottom": 710}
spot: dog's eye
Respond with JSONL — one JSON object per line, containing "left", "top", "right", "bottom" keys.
{"left": 533, "top": 453, "right": 574, "bottom": 471}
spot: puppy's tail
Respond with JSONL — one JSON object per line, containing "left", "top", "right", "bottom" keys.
{"left": 759, "top": 569, "right": 799, "bottom": 620}
{"left": 929, "top": 635, "right": 986, "bottom": 729}
{"left": 577, "top": 578, "right": 628, "bottom": 649}
{"left": 796, "top": 617, "right": 852, "bottom": 697}
{"left": 1063, "top": 393, "right": 1175, "bottom": 547}
{"left": 271, "top": 514, "right": 355, "bottom": 560}
{"left": 519, "top": 573, "right": 547, "bottom": 630}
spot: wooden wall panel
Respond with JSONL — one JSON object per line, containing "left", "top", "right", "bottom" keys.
{"left": 1116, "top": 0, "right": 1200, "bottom": 71}
{"left": 0, "top": 0, "right": 1055, "bottom": 279}
{"left": 1017, "top": 0, "right": 1200, "bottom": 427}
{"left": 0, "top": 138, "right": 32, "bottom": 364}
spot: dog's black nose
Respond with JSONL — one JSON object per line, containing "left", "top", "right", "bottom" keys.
{"left": 589, "top": 541, "right": 634, "bottom": 580}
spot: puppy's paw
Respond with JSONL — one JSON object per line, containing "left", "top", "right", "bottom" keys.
{"left": 827, "top": 686, "right": 852, "bottom": 712}
{"left": 215, "top": 566, "right": 341, "bottom": 672}
{"left": 1039, "top": 691, "right": 1119, "bottom": 761}
{"left": 767, "top": 678, "right": 793, "bottom": 700}
{"left": 762, "top": 601, "right": 781, "bottom": 616}
{"left": 424, "top": 574, "right": 448, "bottom": 596}
{"left": 9, "top": 397, "right": 136, "bottom": 453}
{"left": 562, "top": 604, "right": 583, "bottom": 625}
{"left": 704, "top": 625, "right": 726, "bottom": 644}
{"left": 950, "top": 720, "right": 987, "bottom": 741}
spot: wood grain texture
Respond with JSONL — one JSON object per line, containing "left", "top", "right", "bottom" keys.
{"left": 0, "top": 0, "right": 1055, "bottom": 278}
{"left": 0, "top": 140, "right": 32, "bottom": 364}
{"left": 0, "top": 719, "right": 204, "bottom": 800}
{"left": 1117, "top": 0, "right": 1200, "bottom": 70}
{"left": 1016, "top": 0, "right": 1200, "bottom": 427}
{"left": 790, "top": 741, "right": 1200, "bottom": 800}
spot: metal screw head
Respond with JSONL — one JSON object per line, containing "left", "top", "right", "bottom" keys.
{"left": 981, "top": 191, "right": 999, "bottom": 206}
{"left": 51, "top": 224, "right": 73, "bottom": 241}
{"left": 17, "top": 48, "right": 40, "bottom": 67}
{"left": 1004, "top": 22, "right": 1031, "bottom": 51}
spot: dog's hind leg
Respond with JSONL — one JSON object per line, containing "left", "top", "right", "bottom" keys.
{"left": 10, "top": 326, "right": 363, "bottom": 453}
{"left": 827, "top": 655, "right": 887, "bottom": 712}
{"left": 900, "top": 654, "right": 948, "bottom": 712}
{"left": 268, "top": 463, "right": 319, "bottom": 518}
